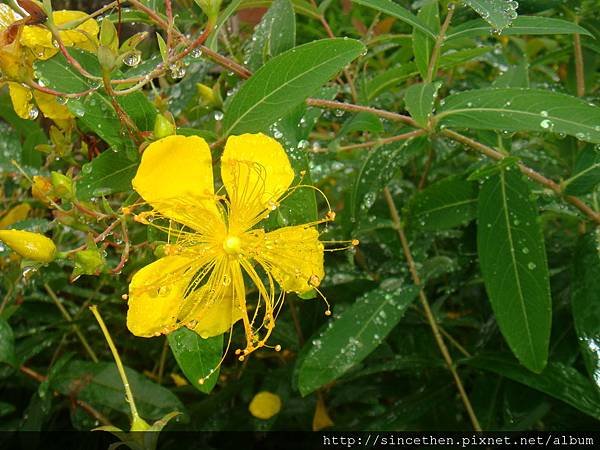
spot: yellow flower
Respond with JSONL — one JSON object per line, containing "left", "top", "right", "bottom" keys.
{"left": 0, "top": 229, "right": 56, "bottom": 262}
{"left": 0, "top": 5, "right": 98, "bottom": 120}
{"left": 127, "top": 133, "right": 329, "bottom": 360}
{"left": 249, "top": 391, "right": 281, "bottom": 420}
{"left": 0, "top": 203, "right": 31, "bottom": 229}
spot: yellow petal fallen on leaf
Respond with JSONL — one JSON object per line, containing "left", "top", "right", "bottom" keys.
{"left": 249, "top": 391, "right": 281, "bottom": 420}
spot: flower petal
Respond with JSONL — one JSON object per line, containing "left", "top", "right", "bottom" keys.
{"left": 132, "top": 135, "right": 223, "bottom": 231}
{"left": 127, "top": 255, "right": 196, "bottom": 337}
{"left": 20, "top": 10, "right": 98, "bottom": 60}
{"left": 257, "top": 225, "right": 324, "bottom": 294}
{"left": 221, "top": 133, "right": 294, "bottom": 232}
{"left": 33, "top": 90, "right": 72, "bottom": 120}
{"left": 189, "top": 289, "right": 243, "bottom": 338}
{"left": 8, "top": 82, "right": 33, "bottom": 119}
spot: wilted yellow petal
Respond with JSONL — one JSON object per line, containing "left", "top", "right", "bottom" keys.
{"left": 0, "top": 229, "right": 56, "bottom": 262}
{"left": 257, "top": 225, "right": 324, "bottom": 294}
{"left": 20, "top": 10, "right": 99, "bottom": 60}
{"left": 33, "top": 90, "right": 72, "bottom": 121}
{"left": 312, "top": 394, "right": 334, "bottom": 431}
{"left": 249, "top": 391, "right": 281, "bottom": 420}
{"left": 221, "top": 133, "right": 294, "bottom": 233}
{"left": 132, "top": 135, "right": 223, "bottom": 232}
{"left": 0, "top": 203, "right": 31, "bottom": 229}
{"left": 170, "top": 373, "right": 188, "bottom": 387}
{"left": 8, "top": 82, "right": 33, "bottom": 119}
{"left": 0, "top": 4, "right": 21, "bottom": 29}
{"left": 127, "top": 255, "right": 196, "bottom": 337}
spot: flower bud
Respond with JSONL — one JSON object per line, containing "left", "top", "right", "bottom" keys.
{"left": 72, "top": 236, "right": 105, "bottom": 278}
{"left": 194, "top": 0, "right": 222, "bottom": 22}
{"left": 0, "top": 229, "right": 56, "bottom": 262}
{"left": 153, "top": 113, "right": 176, "bottom": 138}
{"left": 31, "top": 175, "right": 55, "bottom": 203}
{"left": 0, "top": 204, "right": 31, "bottom": 229}
{"left": 51, "top": 171, "right": 74, "bottom": 199}
{"left": 99, "top": 17, "right": 119, "bottom": 51}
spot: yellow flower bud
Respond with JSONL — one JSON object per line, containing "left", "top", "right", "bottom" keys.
{"left": 31, "top": 175, "right": 55, "bottom": 203}
{"left": 0, "top": 204, "right": 31, "bottom": 229}
{"left": 248, "top": 391, "right": 281, "bottom": 420}
{"left": 196, "top": 83, "right": 222, "bottom": 108}
{"left": 0, "top": 229, "right": 56, "bottom": 262}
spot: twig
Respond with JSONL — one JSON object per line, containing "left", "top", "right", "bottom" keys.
{"left": 442, "top": 129, "right": 600, "bottom": 225}
{"left": 306, "top": 98, "right": 419, "bottom": 127}
{"left": 111, "top": 218, "right": 130, "bottom": 274}
{"left": 426, "top": 3, "right": 455, "bottom": 83}
{"left": 383, "top": 187, "right": 482, "bottom": 431}
{"left": 337, "top": 129, "right": 426, "bottom": 151}
{"left": 44, "top": 283, "right": 99, "bottom": 363}
{"left": 573, "top": 20, "right": 585, "bottom": 97}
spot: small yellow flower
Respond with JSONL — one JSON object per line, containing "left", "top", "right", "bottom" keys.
{"left": 127, "top": 133, "right": 328, "bottom": 360}
{"left": 0, "top": 5, "right": 98, "bottom": 120}
{"left": 0, "top": 229, "right": 56, "bottom": 262}
{"left": 249, "top": 391, "right": 281, "bottom": 420}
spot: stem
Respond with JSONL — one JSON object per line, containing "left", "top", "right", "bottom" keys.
{"left": 443, "top": 129, "right": 600, "bottom": 225}
{"left": 426, "top": 3, "right": 455, "bottom": 83}
{"left": 44, "top": 283, "right": 99, "bottom": 363}
{"left": 89, "top": 305, "right": 141, "bottom": 422}
{"left": 573, "top": 28, "right": 585, "bottom": 97}
{"left": 157, "top": 337, "right": 169, "bottom": 384}
{"left": 383, "top": 187, "right": 482, "bottom": 431}
{"left": 337, "top": 129, "right": 426, "bottom": 151}
{"left": 306, "top": 98, "right": 419, "bottom": 127}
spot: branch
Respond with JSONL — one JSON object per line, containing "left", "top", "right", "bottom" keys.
{"left": 443, "top": 129, "right": 600, "bottom": 225}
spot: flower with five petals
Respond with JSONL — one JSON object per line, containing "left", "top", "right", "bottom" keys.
{"left": 127, "top": 133, "right": 330, "bottom": 360}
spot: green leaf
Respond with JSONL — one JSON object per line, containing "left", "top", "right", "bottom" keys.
{"left": 206, "top": 0, "right": 243, "bottom": 50}
{"left": 447, "top": 16, "right": 593, "bottom": 42}
{"left": 297, "top": 283, "right": 419, "bottom": 395}
{"left": 563, "top": 145, "right": 600, "bottom": 196}
{"left": 351, "top": 137, "right": 425, "bottom": 225}
{"left": 436, "top": 88, "right": 600, "bottom": 144}
{"left": 0, "top": 318, "right": 17, "bottom": 367}
{"left": 50, "top": 360, "right": 186, "bottom": 420}
{"left": 223, "top": 38, "right": 365, "bottom": 135}
{"left": 404, "top": 82, "right": 440, "bottom": 128}
{"left": 244, "top": 0, "right": 296, "bottom": 71}
{"left": 571, "top": 231, "right": 600, "bottom": 391}
{"left": 492, "top": 59, "right": 530, "bottom": 88}
{"left": 477, "top": 166, "right": 551, "bottom": 373}
{"left": 467, "top": 354, "right": 600, "bottom": 420}
{"left": 337, "top": 112, "right": 383, "bottom": 139}
{"left": 351, "top": 0, "right": 436, "bottom": 38}
{"left": 365, "top": 47, "right": 491, "bottom": 100}
{"left": 76, "top": 149, "right": 139, "bottom": 200}
{"left": 406, "top": 176, "right": 478, "bottom": 231}
{"left": 168, "top": 328, "right": 223, "bottom": 394}
{"left": 35, "top": 50, "right": 157, "bottom": 147}
{"left": 412, "top": 1, "right": 440, "bottom": 79}
{"left": 462, "top": 0, "right": 518, "bottom": 31}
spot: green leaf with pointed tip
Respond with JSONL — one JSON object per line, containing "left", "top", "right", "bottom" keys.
{"left": 572, "top": 231, "right": 600, "bottom": 392}
{"left": 467, "top": 354, "right": 600, "bottom": 420}
{"left": 446, "top": 16, "right": 592, "bottom": 42}
{"left": 297, "top": 283, "right": 419, "bottom": 395}
{"left": 351, "top": 137, "right": 426, "bottom": 225}
{"left": 0, "top": 319, "right": 17, "bottom": 367}
{"left": 564, "top": 145, "right": 600, "bottom": 196}
{"left": 412, "top": 1, "right": 440, "bottom": 79}
{"left": 34, "top": 50, "right": 157, "bottom": 147}
{"left": 244, "top": 0, "right": 296, "bottom": 71}
{"left": 437, "top": 88, "right": 600, "bottom": 144}
{"left": 223, "top": 38, "right": 365, "bottom": 135}
{"left": 168, "top": 328, "right": 222, "bottom": 394}
{"left": 76, "top": 149, "right": 139, "bottom": 200}
{"left": 404, "top": 82, "right": 440, "bottom": 128}
{"left": 406, "top": 176, "right": 478, "bottom": 231}
{"left": 477, "top": 167, "right": 551, "bottom": 373}
{"left": 351, "top": 0, "right": 436, "bottom": 38}
{"left": 492, "top": 60, "right": 530, "bottom": 88}
{"left": 462, "top": 0, "right": 518, "bottom": 31}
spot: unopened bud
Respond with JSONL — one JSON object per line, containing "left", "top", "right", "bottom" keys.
{"left": 51, "top": 171, "right": 73, "bottom": 199}
{"left": 153, "top": 113, "right": 176, "bottom": 138}
{"left": 0, "top": 229, "right": 56, "bottom": 262}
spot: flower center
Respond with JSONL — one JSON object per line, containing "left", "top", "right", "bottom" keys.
{"left": 223, "top": 235, "right": 242, "bottom": 255}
